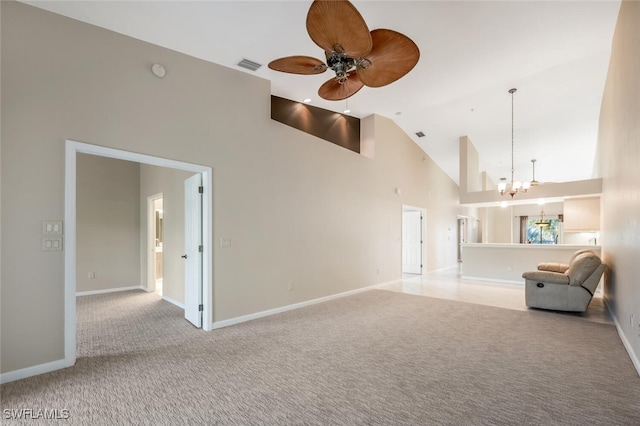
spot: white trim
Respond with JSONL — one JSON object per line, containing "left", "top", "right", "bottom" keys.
{"left": 604, "top": 298, "right": 640, "bottom": 377}
{"left": 147, "top": 193, "right": 164, "bottom": 293}
{"left": 0, "top": 359, "right": 67, "bottom": 385}
{"left": 211, "top": 280, "right": 399, "bottom": 330}
{"left": 428, "top": 264, "right": 459, "bottom": 274}
{"left": 162, "top": 296, "right": 185, "bottom": 309}
{"left": 460, "top": 275, "right": 524, "bottom": 285}
{"left": 76, "top": 286, "right": 143, "bottom": 297}
{"left": 64, "top": 144, "right": 77, "bottom": 368}
{"left": 65, "top": 140, "right": 214, "bottom": 375}
{"left": 372, "top": 279, "right": 403, "bottom": 289}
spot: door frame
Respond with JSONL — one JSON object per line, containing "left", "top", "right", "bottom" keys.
{"left": 64, "top": 140, "right": 213, "bottom": 368}
{"left": 401, "top": 205, "right": 426, "bottom": 275}
{"left": 147, "top": 193, "right": 164, "bottom": 293}
{"left": 457, "top": 216, "right": 468, "bottom": 263}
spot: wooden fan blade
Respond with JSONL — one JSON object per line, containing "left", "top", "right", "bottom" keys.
{"left": 318, "top": 73, "right": 364, "bottom": 101}
{"left": 357, "top": 29, "right": 420, "bottom": 88}
{"left": 268, "top": 56, "right": 327, "bottom": 75}
{"left": 306, "top": 0, "right": 372, "bottom": 58}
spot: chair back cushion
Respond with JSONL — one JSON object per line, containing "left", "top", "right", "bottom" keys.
{"left": 569, "top": 249, "right": 596, "bottom": 264}
{"left": 566, "top": 252, "right": 601, "bottom": 285}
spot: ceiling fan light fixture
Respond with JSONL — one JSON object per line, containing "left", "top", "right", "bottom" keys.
{"left": 530, "top": 158, "right": 541, "bottom": 186}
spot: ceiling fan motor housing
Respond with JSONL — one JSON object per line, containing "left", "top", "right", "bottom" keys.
{"left": 326, "top": 50, "right": 355, "bottom": 83}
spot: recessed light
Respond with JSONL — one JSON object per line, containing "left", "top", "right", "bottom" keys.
{"left": 395, "top": 111, "right": 402, "bottom": 115}
{"left": 303, "top": 98, "right": 312, "bottom": 103}
{"left": 415, "top": 131, "right": 425, "bottom": 138}
{"left": 344, "top": 109, "right": 351, "bottom": 114}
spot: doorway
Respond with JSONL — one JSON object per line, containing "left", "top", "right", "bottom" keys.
{"left": 148, "top": 194, "right": 164, "bottom": 296}
{"left": 64, "top": 140, "right": 213, "bottom": 369}
{"left": 457, "top": 217, "right": 468, "bottom": 263}
{"left": 402, "top": 206, "right": 425, "bottom": 275}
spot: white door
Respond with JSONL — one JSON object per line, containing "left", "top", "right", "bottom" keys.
{"left": 457, "top": 218, "right": 467, "bottom": 263}
{"left": 184, "top": 174, "right": 203, "bottom": 328}
{"left": 402, "top": 210, "right": 423, "bottom": 274}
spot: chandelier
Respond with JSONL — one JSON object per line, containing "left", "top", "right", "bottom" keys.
{"left": 498, "top": 88, "right": 530, "bottom": 197}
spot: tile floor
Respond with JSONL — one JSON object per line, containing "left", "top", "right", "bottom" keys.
{"left": 379, "top": 267, "right": 613, "bottom": 325}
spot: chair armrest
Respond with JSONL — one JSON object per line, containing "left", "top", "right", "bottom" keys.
{"left": 537, "top": 263, "right": 569, "bottom": 273}
{"left": 522, "top": 271, "right": 570, "bottom": 285}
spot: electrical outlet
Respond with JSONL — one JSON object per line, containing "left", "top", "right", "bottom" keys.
{"left": 88, "top": 272, "right": 95, "bottom": 279}
{"left": 506, "top": 265, "right": 513, "bottom": 271}
{"left": 287, "top": 281, "right": 294, "bottom": 291}
{"left": 631, "top": 313, "right": 635, "bottom": 328}
{"left": 42, "top": 237, "right": 63, "bottom": 251}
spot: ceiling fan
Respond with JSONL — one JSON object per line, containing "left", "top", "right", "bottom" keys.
{"left": 268, "top": 0, "right": 420, "bottom": 101}
{"left": 529, "top": 159, "right": 555, "bottom": 186}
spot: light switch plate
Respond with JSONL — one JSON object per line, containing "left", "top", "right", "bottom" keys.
{"left": 43, "top": 220, "right": 63, "bottom": 235}
{"left": 42, "top": 237, "right": 63, "bottom": 251}
{"left": 220, "top": 237, "right": 231, "bottom": 247}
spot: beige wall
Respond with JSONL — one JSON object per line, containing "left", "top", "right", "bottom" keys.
{"left": 369, "top": 115, "right": 469, "bottom": 272}
{"left": 76, "top": 154, "right": 140, "bottom": 292}
{"left": 0, "top": 2, "right": 464, "bottom": 374}
{"left": 483, "top": 207, "right": 512, "bottom": 243}
{"left": 139, "top": 164, "right": 195, "bottom": 304}
{"left": 597, "top": 1, "right": 640, "bottom": 368}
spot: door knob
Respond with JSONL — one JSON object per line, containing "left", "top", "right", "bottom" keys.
{"left": 181, "top": 254, "right": 188, "bottom": 259}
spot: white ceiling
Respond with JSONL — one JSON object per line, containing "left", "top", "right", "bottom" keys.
{"left": 24, "top": 0, "right": 621, "bottom": 185}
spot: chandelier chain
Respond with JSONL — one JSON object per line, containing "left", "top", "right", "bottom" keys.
{"left": 499, "top": 87, "right": 529, "bottom": 198}
{"left": 510, "top": 88, "right": 515, "bottom": 183}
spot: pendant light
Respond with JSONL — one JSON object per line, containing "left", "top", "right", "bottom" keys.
{"left": 535, "top": 208, "right": 550, "bottom": 227}
{"left": 498, "top": 88, "right": 530, "bottom": 197}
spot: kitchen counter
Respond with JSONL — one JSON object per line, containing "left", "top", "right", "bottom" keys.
{"left": 460, "top": 243, "right": 601, "bottom": 284}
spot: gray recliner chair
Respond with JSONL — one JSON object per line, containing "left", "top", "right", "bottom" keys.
{"left": 522, "top": 250, "right": 605, "bottom": 312}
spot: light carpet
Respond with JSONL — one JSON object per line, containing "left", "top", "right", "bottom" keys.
{"left": 1, "top": 289, "right": 639, "bottom": 425}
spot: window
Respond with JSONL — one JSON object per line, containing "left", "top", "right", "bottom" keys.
{"left": 526, "top": 218, "right": 560, "bottom": 244}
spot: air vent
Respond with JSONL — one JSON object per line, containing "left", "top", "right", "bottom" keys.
{"left": 237, "top": 58, "right": 262, "bottom": 71}
{"left": 415, "top": 131, "right": 425, "bottom": 138}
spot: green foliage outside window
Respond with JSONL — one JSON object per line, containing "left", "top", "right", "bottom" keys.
{"left": 527, "top": 219, "right": 559, "bottom": 244}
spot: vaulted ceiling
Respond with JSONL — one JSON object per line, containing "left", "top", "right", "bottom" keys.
{"left": 24, "top": 0, "right": 621, "bottom": 186}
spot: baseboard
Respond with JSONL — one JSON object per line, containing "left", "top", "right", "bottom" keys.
{"left": 0, "top": 359, "right": 67, "bottom": 384}
{"left": 211, "top": 280, "right": 400, "bottom": 330}
{"left": 604, "top": 297, "right": 640, "bottom": 377}
{"left": 460, "top": 275, "right": 524, "bottom": 285}
{"left": 76, "top": 285, "right": 143, "bottom": 296}
{"left": 429, "top": 264, "right": 459, "bottom": 274}
{"left": 162, "top": 296, "right": 185, "bottom": 309}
